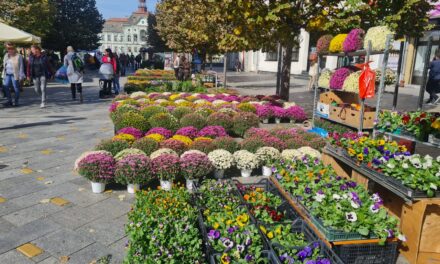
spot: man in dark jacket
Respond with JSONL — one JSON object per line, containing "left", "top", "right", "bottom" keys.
{"left": 426, "top": 49, "right": 440, "bottom": 104}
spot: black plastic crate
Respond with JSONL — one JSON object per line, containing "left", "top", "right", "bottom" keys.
{"left": 334, "top": 241, "right": 399, "bottom": 264}
{"left": 272, "top": 240, "right": 345, "bottom": 264}
{"left": 210, "top": 250, "right": 279, "bottom": 264}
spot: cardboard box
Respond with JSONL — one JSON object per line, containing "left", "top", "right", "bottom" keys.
{"left": 316, "top": 102, "right": 330, "bottom": 118}
{"left": 330, "top": 105, "right": 375, "bottom": 129}
{"left": 320, "top": 91, "right": 360, "bottom": 105}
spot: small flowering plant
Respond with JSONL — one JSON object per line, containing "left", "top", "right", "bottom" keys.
{"left": 115, "top": 154, "right": 152, "bottom": 185}
{"left": 198, "top": 126, "right": 228, "bottom": 139}
{"left": 233, "top": 150, "right": 260, "bottom": 171}
{"left": 255, "top": 147, "right": 281, "bottom": 167}
{"left": 112, "top": 133, "right": 136, "bottom": 144}
{"left": 256, "top": 105, "right": 274, "bottom": 120}
{"left": 175, "top": 126, "right": 199, "bottom": 139}
{"left": 180, "top": 152, "right": 214, "bottom": 180}
{"left": 151, "top": 154, "right": 180, "bottom": 181}
{"left": 76, "top": 151, "right": 115, "bottom": 183}
{"left": 145, "top": 127, "right": 173, "bottom": 139}
{"left": 116, "top": 127, "right": 144, "bottom": 139}
{"left": 272, "top": 106, "right": 287, "bottom": 119}
{"left": 285, "top": 106, "right": 308, "bottom": 123}
{"left": 208, "top": 149, "right": 234, "bottom": 170}
{"left": 197, "top": 180, "right": 242, "bottom": 211}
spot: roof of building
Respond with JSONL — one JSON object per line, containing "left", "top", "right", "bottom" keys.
{"left": 102, "top": 12, "right": 149, "bottom": 33}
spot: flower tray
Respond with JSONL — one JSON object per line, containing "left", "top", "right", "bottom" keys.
{"left": 333, "top": 241, "right": 399, "bottom": 264}
{"left": 248, "top": 201, "right": 300, "bottom": 226}
{"left": 271, "top": 241, "right": 345, "bottom": 264}
{"left": 234, "top": 178, "right": 286, "bottom": 203}
{"left": 259, "top": 219, "right": 319, "bottom": 250}
{"left": 209, "top": 250, "right": 279, "bottom": 264}
{"left": 310, "top": 214, "right": 377, "bottom": 242}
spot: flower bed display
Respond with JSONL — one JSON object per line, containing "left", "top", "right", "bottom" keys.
{"left": 125, "top": 188, "right": 205, "bottom": 263}
{"left": 329, "top": 133, "right": 440, "bottom": 197}
{"left": 272, "top": 155, "right": 402, "bottom": 242}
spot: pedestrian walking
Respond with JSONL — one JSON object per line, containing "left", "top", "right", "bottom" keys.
{"left": 64, "top": 46, "right": 84, "bottom": 103}
{"left": 426, "top": 49, "right": 440, "bottom": 105}
{"left": 182, "top": 56, "right": 191, "bottom": 81}
{"left": 113, "top": 54, "right": 122, "bottom": 95}
{"left": 308, "top": 58, "right": 318, "bottom": 91}
{"left": 27, "top": 45, "right": 53, "bottom": 108}
{"left": 2, "top": 43, "right": 25, "bottom": 107}
{"left": 135, "top": 54, "right": 142, "bottom": 70}
{"left": 234, "top": 58, "right": 242, "bottom": 72}
{"left": 100, "top": 48, "right": 117, "bottom": 96}
{"left": 173, "top": 55, "right": 180, "bottom": 79}
{"left": 120, "top": 53, "right": 128, "bottom": 76}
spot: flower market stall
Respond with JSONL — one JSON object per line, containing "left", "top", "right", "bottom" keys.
{"left": 72, "top": 61, "right": 440, "bottom": 263}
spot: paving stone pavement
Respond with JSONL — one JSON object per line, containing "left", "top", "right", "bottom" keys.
{"left": 0, "top": 72, "right": 131, "bottom": 264}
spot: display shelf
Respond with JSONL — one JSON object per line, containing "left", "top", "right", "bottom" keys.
{"left": 318, "top": 50, "right": 387, "bottom": 57}
{"left": 376, "top": 130, "right": 440, "bottom": 149}
{"left": 323, "top": 146, "right": 440, "bottom": 202}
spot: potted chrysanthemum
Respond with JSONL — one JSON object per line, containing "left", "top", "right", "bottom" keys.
{"left": 75, "top": 151, "right": 116, "bottom": 193}
{"left": 115, "top": 154, "right": 152, "bottom": 194}
{"left": 255, "top": 147, "right": 281, "bottom": 176}
{"left": 233, "top": 150, "right": 259, "bottom": 177}
{"left": 180, "top": 152, "right": 213, "bottom": 192}
{"left": 151, "top": 154, "right": 180, "bottom": 191}
{"left": 208, "top": 149, "right": 234, "bottom": 179}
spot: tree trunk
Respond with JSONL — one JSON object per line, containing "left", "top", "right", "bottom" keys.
{"left": 223, "top": 54, "right": 228, "bottom": 88}
{"left": 279, "top": 44, "right": 293, "bottom": 101}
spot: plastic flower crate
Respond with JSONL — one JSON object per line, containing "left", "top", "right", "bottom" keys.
{"left": 209, "top": 250, "right": 279, "bottom": 264}
{"left": 334, "top": 241, "right": 399, "bottom": 264}
{"left": 310, "top": 215, "right": 377, "bottom": 242}
{"left": 248, "top": 201, "right": 299, "bottom": 226}
{"left": 234, "top": 178, "right": 286, "bottom": 203}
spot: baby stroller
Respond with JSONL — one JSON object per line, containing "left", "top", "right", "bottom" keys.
{"left": 98, "top": 63, "right": 114, "bottom": 99}
{"left": 98, "top": 78, "right": 113, "bottom": 99}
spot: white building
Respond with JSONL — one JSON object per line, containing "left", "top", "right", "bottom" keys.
{"left": 99, "top": 0, "right": 149, "bottom": 55}
{"left": 236, "top": 29, "right": 311, "bottom": 75}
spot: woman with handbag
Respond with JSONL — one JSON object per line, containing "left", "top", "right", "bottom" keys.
{"left": 100, "top": 48, "right": 116, "bottom": 96}
{"left": 2, "top": 43, "right": 25, "bottom": 107}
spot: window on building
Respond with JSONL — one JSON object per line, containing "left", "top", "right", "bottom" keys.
{"left": 128, "top": 35, "right": 131, "bottom": 42}
{"left": 114, "top": 35, "right": 117, "bottom": 42}
{"left": 140, "top": 30, "right": 147, "bottom": 42}
{"left": 128, "top": 47, "right": 132, "bottom": 52}
{"left": 120, "top": 35, "right": 123, "bottom": 42}
{"left": 265, "top": 48, "right": 299, "bottom": 62}
{"left": 134, "top": 47, "right": 138, "bottom": 52}
{"left": 107, "top": 35, "right": 111, "bottom": 41}
{"left": 133, "top": 34, "right": 138, "bottom": 42}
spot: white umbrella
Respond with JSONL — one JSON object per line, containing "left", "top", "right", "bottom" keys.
{"left": 0, "top": 22, "right": 41, "bottom": 44}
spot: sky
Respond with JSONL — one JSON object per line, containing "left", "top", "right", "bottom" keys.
{"left": 96, "top": 0, "right": 158, "bottom": 19}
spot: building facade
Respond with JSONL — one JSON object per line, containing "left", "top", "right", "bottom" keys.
{"left": 99, "top": 0, "right": 149, "bottom": 55}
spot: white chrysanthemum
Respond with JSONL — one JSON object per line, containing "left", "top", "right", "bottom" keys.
{"left": 150, "top": 148, "right": 178, "bottom": 160}
{"left": 281, "top": 149, "right": 302, "bottom": 161}
{"left": 174, "top": 99, "right": 188, "bottom": 104}
{"left": 283, "top": 102, "right": 297, "bottom": 109}
{"left": 155, "top": 99, "right": 168, "bottom": 104}
{"left": 255, "top": 147, "right": 281, "bottom": 166}
{"left": 318, "top": 69, "right": 333, "bottom": 89}
{"left": 208, "top": 149, "right": 234, "bottom": 170}
{"left": 114, "top": 148, "right": 146, "bottom": 161}
{"left": 342, "top": 71, "right": 361, "bottom": 93}
{"left": 194, "top": 99, "right": 208, "bottom": 105}
{"left": 212, "top": 100, "right": 227, "bottom": 105}
{"left": 162, "top": 92, "right": 172, "bottom": 96}
{"left": 297, "top": 147, "right": 321, "bottom": 159}
{"left": 130, "top": 91, "right": 148, "bottom": 99}
{"left": 233, "top": 150, "right": 259, "bottom": 170}
{"left": 364, "top": 26, "right": 394, "bottom": 52}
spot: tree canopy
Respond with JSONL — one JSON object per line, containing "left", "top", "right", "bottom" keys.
{"left": 43, "top": 0, "right": 104, "bottom": 52}
{"left": 0, "top": 0, "right": 56, "bottom": 39}
{"left": 147, "top": 13, "right": 168, "bottom": 52}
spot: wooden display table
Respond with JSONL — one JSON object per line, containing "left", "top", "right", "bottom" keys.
{"left": 322, "top": 148, "right": 440, "bottom": 264}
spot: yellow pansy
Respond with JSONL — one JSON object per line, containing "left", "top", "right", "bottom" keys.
{"left": 213, "top": 222, "right": 220, "bottom": 229}
{"left": 267, "top": 231, "right": 274, "bottom": 239}
{"left": 275, "top": 226, "right": 282, "bottom": 235}
{"left": 260, "top": 225, "right": 267, "bottom": 234}
{"left": 226, "top": 220, "right": 233, "bottom": 225}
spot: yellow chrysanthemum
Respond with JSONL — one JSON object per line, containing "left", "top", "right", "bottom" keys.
{"left": 169, "top": 94, "right": 181, "bottom": 101}
{"left": 113, "top": 133, "right": 136, "bottom": 144}
{"left": 146, "top": 133, "right": 165, "bottom": 142}
{"left": 194, "top": 137, "right": 213, "bottom": 142}
{"left": 329, "top": 34, "right": 348, "bottom": 53}
{"left": 172, "top": 135, "right": 193, "bottom": 146}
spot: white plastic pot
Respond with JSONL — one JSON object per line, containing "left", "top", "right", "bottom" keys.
{"left": 275, "top": 118, "right": 281, "bottom": 124}
{"left": 262, "top": 166, "right": 272, "bottom": 177}
{"left": 186, "top": 179, "right": 198, "bottom": 192}
{"left": 262, "top": 119, "right": 269, "bottom": 124}
{"left": 214, "top": 169, "right": 225, "bottom": 179}
{"left": 160, "top": 180, "right": 172, "bottom": 191}
{"left": 241, "top": 169, "right": 252, "bottom": 178}
{"left": 91, "top": 182, "right": 106, "bottom": 194}
{"left": 127, "top": 183, "right": 140, "bottom": 194}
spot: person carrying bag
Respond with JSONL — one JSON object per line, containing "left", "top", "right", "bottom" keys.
{"left": 100, "top": 48, "right": 116, "bottom": 97}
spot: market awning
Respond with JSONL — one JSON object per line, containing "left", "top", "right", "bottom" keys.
{"left": 0, "top": 22, "right": 41, "bottom": 44}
